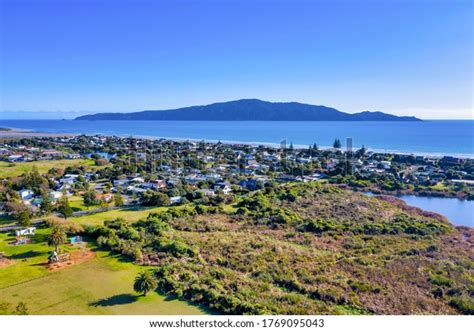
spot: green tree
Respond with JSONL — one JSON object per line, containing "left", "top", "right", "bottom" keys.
{"left": 333, "top": 138, "right": 342, "bottom": 149}
{"left": 22, "top": 167, "right": 47, "bottom": 193}
{"left": 357, "top": 145, "right": 367, "bottom": 157}
{"left": 141, "top": 191, "right": 170, "bottom": 207}
{"left": 133, "top": 270, "right": 157, "bottom": 296}
{"left": 58, "top": 197, "right": 73, "bottom": 219}
{"left": 40, "top": 192, "right": 53, "bottom": 215}
{"left": 114, "top": 193, "right": 124, "bottom": 207}
{"left": 16, "top": 209, "right": 32, "bottom": 227}
{"left": 47, "top": 224, "right": 67, "bottom": 253}
{"left": 83, "top": 190, "right": 98, "bottom": 207}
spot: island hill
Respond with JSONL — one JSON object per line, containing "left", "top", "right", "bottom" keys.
{"left": 75, "top": 99, "right": 421, "bottom": 121}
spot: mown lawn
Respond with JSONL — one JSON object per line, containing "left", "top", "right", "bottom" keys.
{"left": 0, "top": 228, "right": 205, "bottom": 315}
{"left": 0, "top": 159, "right": 104, "bottom": 178}
{"left": 0, "top": 227, "right": 83, "bottom": 289}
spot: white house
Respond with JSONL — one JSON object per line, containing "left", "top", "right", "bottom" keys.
{"left": 8, "top": 154, "right": 24, "bottom": 162}
{"left": 130, "top": 177, "right": 145, "bottom": 184}
{"left": 19, "top": 189, "right": 35, "bottom": 200}
{"left": 49, "top": 191, "right": 63, "bottom": 202}
{"left": 197, "top": 189, "right": 215, "bottom": 197}
{"left": 170, "top": 196, "right": 183, "bottom": 205}
{"left": 15, "top": 227, "right": 36, "bottom": 236}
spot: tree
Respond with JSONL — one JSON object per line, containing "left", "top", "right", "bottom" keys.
{"left": 83, "top": 190, "right": 98, "bottom": 207}
{"left": 141, "top": 191, "right": 170, "bottom": 207}
{"left": 15, "top": 302, "right": 29, "bottom": 315}
{"left": 16, "top": 209, "right": 32, "bottom": 227}
{"left": 333, "top": 138, "right": 342, "bottom": 149}
{"left": 5, "top": 202, "right": 32, "bottom": 226}
{"left": 22, "top": 167, "right": 47, "bottom": 193}
{"left": 114, "top": 193, "right": 124, "bottom": 207}
{"left": 133, "top": 270, "right": 157, "bottom": 296}
{"left": 47, "top": 224, "right": 67, "bottom": 253}
{"left": 356, "top": 145, "right": 367, "bottom": 158}
{"left": 58, "top": 197, "right": 73, "bottom": 219}
{"left": 40, "top": 192, "right": 53, "bottom": 215}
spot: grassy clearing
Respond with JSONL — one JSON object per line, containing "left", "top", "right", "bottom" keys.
{"left": 0, "top": 228, "right": 205, "bottom": 315}
{"left": 429, "top": 182, "right": 449, "bottom": 191}
{"left": 0, "top": 159, "right": 102, "bottom": 178}
{"left": 0, "top": 228, "right": 79, "bottom": 289}
{"left": 68, "top": 195, "right": 106, "bottom": 212}
{"left": 65, "top": 205, "right": 176, "bottom": 226}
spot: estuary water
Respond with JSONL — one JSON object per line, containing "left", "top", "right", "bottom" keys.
{"left": 397, "top": 195, "right": 473, "bottom": 227}
{"left": 1, "top": 119, "right": 473, "bottom": 158}
{"left": 365, "top": 192, "right": 473, "bottom": 227}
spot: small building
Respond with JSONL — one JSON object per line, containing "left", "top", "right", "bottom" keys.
{"left": 169, "top": 196, "right": 183, "bottom": 205}
{"left": 8, "top": 154, "right": 24, "bottom": 162}
{"left": 214, "top": 182, "right": 232, "bottom": 195}
{"left": 15, "top": 227, "right": 36, "bottom": 237}
{"left": 19, "top": 189, "right": 35, "bottom": 200}
{"left": 196, "top": 189, "right": 216, "bottom": 197}
{"left": 49, "top": 191, "right": 63, "bottom": 202}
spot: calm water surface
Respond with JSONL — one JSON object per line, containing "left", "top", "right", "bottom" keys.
{"left": 1, "top": 119, "right": 473, "bottom": 157}
{"left": 366, "top": 193, "right": 473, "bottom": 227}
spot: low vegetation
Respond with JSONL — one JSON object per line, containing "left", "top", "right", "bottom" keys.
{"left": 84, "top": 183, "right": 473, "bottom": 315}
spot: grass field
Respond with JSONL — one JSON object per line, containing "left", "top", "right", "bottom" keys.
{"left": 68, "top": 195, "right": 107, "bottom": 212}
{"left": 66, "top": 205, "right": 173, "bottom": 226}
{"left": 0, "top": 159, "right": 104, "bottom": 178}
{"left": 0, "top": 228, "right": 206, "bottom": 315}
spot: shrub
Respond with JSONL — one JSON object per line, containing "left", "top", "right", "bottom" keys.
{"left": 428, "top": 274, "right": 453, "bottom": 287}
{"left": 449, "top": 297, "right": 474, "bottom": 314}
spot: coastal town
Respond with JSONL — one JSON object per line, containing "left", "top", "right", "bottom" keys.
{"left": 1, "top": 0, "right": 473, "bottom": 325}
{"left": 0, "top": 133, "right": 473, "bottom": 316}
{"left": 1, "top": 134, "right": 473, "bottom": 226}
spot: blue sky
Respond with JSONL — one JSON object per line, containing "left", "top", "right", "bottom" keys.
{"left": 0, "top": 0, "right": 472, "bottom": 119}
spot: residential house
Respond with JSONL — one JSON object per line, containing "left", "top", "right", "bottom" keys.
{"left": 19, "top": 189, "right": 35, "bottom": 200}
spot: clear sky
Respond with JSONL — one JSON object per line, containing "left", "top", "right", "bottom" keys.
{"left": 0, "top": 0, "right": 473, "bottom": 119}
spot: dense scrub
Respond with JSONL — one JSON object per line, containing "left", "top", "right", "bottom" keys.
{"left": 86, "top": 183, "right": 473, "bottom": 315}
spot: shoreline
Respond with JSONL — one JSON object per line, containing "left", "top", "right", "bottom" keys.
{"left": 2, "top": 127, "right": 474, "bottom": 159}
{"left": 0, "top": 128, "right": 76, "bottom": 138}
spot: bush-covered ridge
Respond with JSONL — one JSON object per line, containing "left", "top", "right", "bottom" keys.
{"left": 85, "top": 183, "right": 473, "bottom": 315}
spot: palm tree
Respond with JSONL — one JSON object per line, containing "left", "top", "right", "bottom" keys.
{"left": 47, "top": 224, "right": 67, "bottom": 253}
{"left": 133, "top": 270, "right": 157, "bottom": 296}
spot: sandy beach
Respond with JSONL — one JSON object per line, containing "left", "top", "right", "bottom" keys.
{"left": 0, "top": 129, "right": 76, "bottom": 138}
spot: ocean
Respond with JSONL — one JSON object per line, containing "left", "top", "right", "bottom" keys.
{"left": 1, "top": 119, "right": 473, "bottom": 158}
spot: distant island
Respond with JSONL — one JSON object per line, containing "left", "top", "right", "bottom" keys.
{"left": 75, "top": 99, "right": 421, "bottom": 121}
